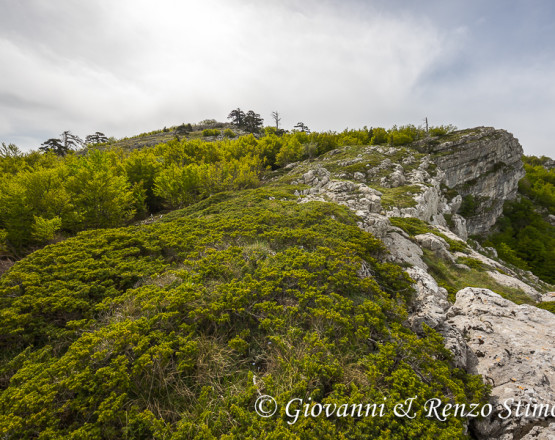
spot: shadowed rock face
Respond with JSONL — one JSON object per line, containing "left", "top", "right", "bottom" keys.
{"left": 431, "top": 127, "right": 525, "bottom": 236}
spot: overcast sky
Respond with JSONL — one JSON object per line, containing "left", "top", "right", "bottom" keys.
{"left": 1, "top": 0, "right": 554, "bottom": 156}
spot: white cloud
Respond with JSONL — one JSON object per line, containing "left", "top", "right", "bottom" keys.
{"left": 0, "top": 0, "right": 554, "bottom": 156}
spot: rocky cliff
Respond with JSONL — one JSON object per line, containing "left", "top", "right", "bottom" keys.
{"left": 280, "top": 127, "right": 555, "bottom": 439}
{"left": 429, "top": 127, "right": 525, "bottom": 236}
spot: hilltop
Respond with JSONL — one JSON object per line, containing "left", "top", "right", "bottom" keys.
{"left": 0, "top": 124, "right": 554, "bottom": 439}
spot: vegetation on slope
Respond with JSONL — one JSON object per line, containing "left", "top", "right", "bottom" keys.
{"left": 0, "top": 187, "right": 488, "bottom": 438}
{"left": 485, "top": 156, "right": 555, "bottom": 284}
{"left": 0, "top": 124, "right": 455, "bottom": 259}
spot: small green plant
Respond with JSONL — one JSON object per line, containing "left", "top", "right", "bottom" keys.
{"left": 537, "top": 302, "right": 555, "bottom": 314}
{"left": 459, "top": 194, "right": 477, "bottom": 217}
{"left": 202, "top": 128, "right": 221, "bottom": 137}
{"left": 456, "top": 256, "right": 486, "bottom": 271}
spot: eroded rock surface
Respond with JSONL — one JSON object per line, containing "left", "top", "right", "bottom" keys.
{"left": 447, "top": 288, "right": 555, "bottom": 439}
{"left": 431, "top": 127, "right": 525, "bottom": 236}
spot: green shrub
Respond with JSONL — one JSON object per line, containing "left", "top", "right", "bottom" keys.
{"left": 459, "top": 195, "right": 477, "bottom": 217}
{"left": 370, "top": 127, "right": 388, "bottom": 145}
{"left": 0, "top": 188, "right": 489, "bottom": 438}
{"left": 537, "top": 302, "right": 555, "bottom": 314}
{"left": 202, "top": 129, "right": 221, "bottom": 137}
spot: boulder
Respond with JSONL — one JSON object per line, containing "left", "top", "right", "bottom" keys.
{"left": 406, "top": 266, "right": 450, "bottom": 331}
{"left": 414, "top": 233, "right": 455, "bottom": 262}
{"left": 447, "top": 288, "right": 555, "bottom": 439}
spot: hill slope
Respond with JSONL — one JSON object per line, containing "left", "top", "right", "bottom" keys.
{"left": 1, "top": 125, "right": 554, "bottom": 439}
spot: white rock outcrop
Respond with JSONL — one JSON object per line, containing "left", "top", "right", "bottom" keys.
{"left": 447, "top": 288, "right": 555, "bottom": 439}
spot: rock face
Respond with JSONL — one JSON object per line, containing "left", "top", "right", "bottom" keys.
{"left": 447, "top": 288, "right": 555, "bottom": 440}
{"left": 431, "top": 127, "right": 525, "bottom": 235}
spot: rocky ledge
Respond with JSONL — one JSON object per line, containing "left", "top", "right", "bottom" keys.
{"left": 283, "top": 126, "right": 554, "bottom": 439}
{"left": 430, "top": 127, "right": 525, "bottom": 236}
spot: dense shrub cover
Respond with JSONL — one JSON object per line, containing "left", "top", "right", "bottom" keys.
{"left": 486, "top": 156, "right": 555, "bottom": 284}
{"left": 0, "top": 125, "right": 454, "bottom": 257}
{"left": 0, "top": 188, "right": 488, "bottom": 438}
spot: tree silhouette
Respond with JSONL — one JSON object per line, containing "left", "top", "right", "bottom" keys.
{"left": 175, "top": 124, "right": 192, "bottom": 135}
{"left": 227, "top": 108, "right": 245, "bottom": 128}
{"left": 40, "top": 138, "right": 67, "bottom": 156}
{"left": 85, "top": 132, "right": 109, "bottom": 145}
{"left": 294, "top": 122, "right": 310, "bottom": 134}
{"left": 244, "top": 110, "right": 263, "bottom": 133}
{"left": 40, "top": 131, "right": 83, "bottom": 156}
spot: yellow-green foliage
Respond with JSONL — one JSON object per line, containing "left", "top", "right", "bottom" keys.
{"left": 31, "top": 215, "right": 62, "bottom": 242}
{"left": 0, "top": 187, "right": 489, "bottom": 438}
{"left": 0, "top": 125, "right": 460, "bottom": 256}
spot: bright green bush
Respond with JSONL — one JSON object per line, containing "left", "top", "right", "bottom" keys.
{"left": 31, "top": 215, "right": 62, "bottom": 242}
{"left": 370, "top": 127, "right": 388, "bottom": 145}
{"left": 64, "top": 150, "right": 137, "bottom": 229}
{"left": 0, "top": 187, "right": 489, "bottom": 438}
{"left": 488, "top": 197, "right": 555, "bottom": 283}
{"left": 202, "top": 129, "right": 221, "bottom": 137}
{"left": 276, "top": 137, "right": 304, "bottom": 166}
{"left": 223, "top": 128, "right": 236, "bottom": 138}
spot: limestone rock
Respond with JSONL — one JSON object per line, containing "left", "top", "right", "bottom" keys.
{"left": 432, "top": 127, "right": 525, "bottom": 235}
{"left": 520, "top": 423, "right": 555, "bottom": 440}
{"left": 359, "top": 213, "right": 392, "bottom": 239}
{"left": 487, "top": 270, "right": 542, "bottom": 301}
{"left": 389, "top": 169, "right": 406, "bottom": 187}
{"left": 447, "top": 288, "right": 555, "bottom": 439}
{"left": 353, "top": 171, "right": 366, "bottom": 181}
{"left": 406, "top": 266, "right": 450, "bottom": 330}
{"left": 414, "top": 233, "right": 455, "bottom": 262}
{"left": 451, "top": 214, "right": 468, "bottom": 240}
{"left": 383, "top": 232, "right": 427, "bottom": 269}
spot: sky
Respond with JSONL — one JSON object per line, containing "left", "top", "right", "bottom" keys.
{"left": 1, "top": 0, "right": 554, "bottom": 156}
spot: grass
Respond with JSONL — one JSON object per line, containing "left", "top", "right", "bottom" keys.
{"left": 537, "top": 302, "right": 555, "bottom": 314}
{"left": 422, "top": 249, "right": 535, "bottom": 305}
{"left": 456, "top": 256, "right": 487, "bottom": 271}
{"left": 379, "top": 186, "right": 421, "bottom": 210}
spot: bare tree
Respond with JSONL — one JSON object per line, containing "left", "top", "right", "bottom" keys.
{"left": 60, "top": 131, "right": 83, "bottom": 150}
{"left": 271, "top": 111, "right": 281, "bottom": 130}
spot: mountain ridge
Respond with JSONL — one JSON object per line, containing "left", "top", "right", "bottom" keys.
{"left": 1, "top": 124, "right": 554, "bottom": 438}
